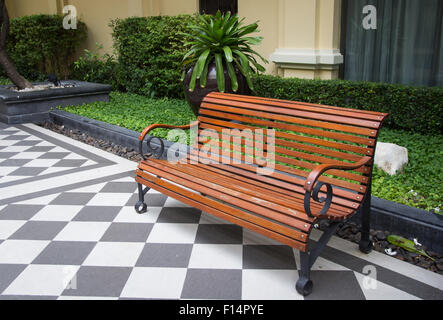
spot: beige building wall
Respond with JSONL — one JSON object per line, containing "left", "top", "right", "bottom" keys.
{"left": 68, "top": 0, "right": 134, "bottom": 55}
{"left": 7, "top": 0, "right": 343, "bottom": 80}
{"left": 238, "top": 0, "right": 279, "bottom": 75}
{"left": 269, "top": 0, "right": 343, "bottom": 80}
{"left": 6, "top": 0, "right": 56, "bottom": 16}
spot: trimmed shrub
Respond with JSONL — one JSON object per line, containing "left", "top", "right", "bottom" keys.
{"left": 252, "top": 75, "right": 443, "bottom": 135}
{"left": 6, "top": 14, "right": 87, "bottom": 80}
{"left": 110, "top": 15, "right": 198, "bottom": 98}
{"left": 70, "top": 46, "right": 119, "bottom": 90}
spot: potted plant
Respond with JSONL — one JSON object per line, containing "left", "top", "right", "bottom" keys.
{"left": 182, "top": 11, "right": 268, "bottom": 116}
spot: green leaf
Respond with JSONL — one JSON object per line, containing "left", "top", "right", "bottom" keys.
{"left": 194, "top": 49, "right": 210, "bottom": 79}
{"left": 243, "top": 36, "right": 263, "bottom": 45}
{"left": 226, "top": 60, "right": 238, "bottom": 92}
{"left": 200, "top": 57, "right": 211, "bottom": 88}
{"left": 387, "top": 235, "right": 435, "bottom": 261}
{"left": 233, "top": 57, "right": 253, "bottom": 91}
{"left": 223, "top": 46, "right": 233, "bottom": 62}
{"left": 214, "top": 53, "right": 225, "bottom": 93}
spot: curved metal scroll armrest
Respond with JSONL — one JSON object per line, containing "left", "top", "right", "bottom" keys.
{"left": 138, "top": 121, "right": 199, "bottom": 160}
{"left": 303, "top": 156, "right": 372, "bottom": 219}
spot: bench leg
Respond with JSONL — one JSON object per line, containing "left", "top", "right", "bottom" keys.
{"left": 359, "top": 186, "right": 373, "bottom": 254}
{"left": 135, "top": 183, "right": 149, "bottom": 214}
{"left": 296, "top": 251, "right": 313, "bottom": 296}
{"left": 296, "top": 222, "right": 341, "bottom": 296}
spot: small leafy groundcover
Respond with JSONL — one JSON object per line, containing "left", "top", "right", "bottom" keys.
{"left": 62, "top": 92, "right": 442, "bottom": 213}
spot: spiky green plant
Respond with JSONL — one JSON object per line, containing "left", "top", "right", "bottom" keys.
{"left": 182, "top": 11, "right": 268, "bottom": 93}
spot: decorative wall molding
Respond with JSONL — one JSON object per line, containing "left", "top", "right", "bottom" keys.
{"left": 270, "top": 48, "right": 344, "bottom": 70}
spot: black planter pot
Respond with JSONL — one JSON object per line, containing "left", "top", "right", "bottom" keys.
{"left": 183, "top": 63, "right": 250, "bottom": 116}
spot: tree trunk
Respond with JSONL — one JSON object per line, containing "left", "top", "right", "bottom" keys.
{"left": 0, "top": 0, "right": 32, "bottom": 89}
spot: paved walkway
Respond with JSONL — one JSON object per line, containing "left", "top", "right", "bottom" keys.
{"left": 0, "top": 122, "right": 442, "bottom": 300}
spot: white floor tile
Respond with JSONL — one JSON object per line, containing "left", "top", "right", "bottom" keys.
{"left": 242, "top": 269, "right": 303, "bottom": 300}
{"left": 23, "top": 159, "right": 59, "bottom": 168}
{"left": 121, "top": 267, "right": 187, "bottom": 299}
{"left": 35, "top": 141, "right": 54, "bottom": 147}
{"left": 113, "top": 177, "right": 136, "bottom": 183}
{"left": 114, "top": 206, "right": 161, "bottom": 223}
{"left": 15, "top": 194, "right": 60, "bottom": 205}
{"left": 57, "top": 296, "right": 118, "bottom": 300}
{"left": 70, "top": 183, "right": 106, "bottom": 193}
{"left": 0, "top": 176, "right": 23, "bottom": 184}
{"left": 1, "top": 146, "right": 31, "bottom": 152}
{"left": 81, "top": 160, "right": 97, "bottom": 167}
{"left": 163, "top": 197, "right": 191, "bottom": 207}
{"left": 64, "top": 153, "right": 87, "bottom": 160}
{"left": 38, "top": 167, "right": 70, "bottom": 175}
{"left": 87, "top": 193, "right": 133, "bottom": 207}
{"left": 0, "top": 167, "right": 19, "bottom": 176}
{"left": 83, "top": 242, "right": 144, "bottom": 267}
{"left": 0, "top": 240, "right": 50, "bottom": 264}
{"left": 147, "top": 223, "right": 198, "bottom": 244}
{"left": 311, "top": 257, "right": 350, "bottom": 271}
{"left": 3, "top": 264, "right": 79, "bottom": 296}
{"left": 30, "top": 205, "right": 83, "bottom": 222}
{"left": 188, "top": 244, "right": 243, "bottom": 269}
{"left": 54, "top": 221, "right": 111, "bottom": 242}
{"left": 10, "top": 152, "right": 45, "bottom": 159}
{"left": 0, "top": 220, "right": 27, "bottom": 239}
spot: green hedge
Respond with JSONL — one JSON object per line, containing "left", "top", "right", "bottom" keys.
{"left": 70, "top": 47, "right": 119, "bottom": 90}
{"left": 5, "top": 14, "right": 87, "bottom": 80}
{"left": 110, "top": 15, "right": 197, "bottom": 98}
{"left": 252, "top": 75, "right": 443, "bottom": 135}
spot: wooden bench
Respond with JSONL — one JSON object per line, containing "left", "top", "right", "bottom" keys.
{"left": 134, "top": 92, "right": 388, "bottom": 296}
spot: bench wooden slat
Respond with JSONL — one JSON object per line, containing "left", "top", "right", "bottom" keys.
{"left": 204, "top": 97, "right": 382, "bottom": 129}
{"left": 141, "top": 159, "right": 354, "bottom": 219}
{"left": 210, "top": 92, "right": 387, "bottom": 119}
{"left": 199, "top": 121, "right": 374, "bottom": 155}
{"left": 185, "top": 153, "right": 363, "bottom": 209}
{"left": 138, "top": 163, "right": 310, "bottom": 235}
{"left": 193, "top": 144, "right": 369, "bottom": 193}
{"left": 200, "top": 103, "right": 378, "bottom": 137}
{"left": 183, "top": 158, "right": 358, "bottom": 216}
{"left": 198, "top": 126, "right": 368, "bottom": 162}
{"left": 198, "top": 113, "right": 376, "bottom": 146}
{"left": 135, "top": 174, "right": 309, "bottom": 251}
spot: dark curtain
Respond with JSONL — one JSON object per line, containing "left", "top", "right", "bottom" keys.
{"left": 199, "top": 0, "right": 238, "bottom": 15}
{"left": 344, "top": 0, "right": 443, "bottom": 87}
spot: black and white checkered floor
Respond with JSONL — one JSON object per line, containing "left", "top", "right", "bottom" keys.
{"left": 0, "top": 122, "right": 442, "bottom": 300}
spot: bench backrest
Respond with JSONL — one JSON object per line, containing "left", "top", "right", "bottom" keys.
{"left": 198, "top": 92, "right": 388, "bottom": 208}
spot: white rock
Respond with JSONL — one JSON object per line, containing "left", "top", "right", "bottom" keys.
{"left": 374, "top": 142, "right": 408, "bottom": 175}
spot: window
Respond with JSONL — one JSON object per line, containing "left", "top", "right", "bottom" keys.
{"left": 199, "top": 0, "right": 238, "bottom": 15}
{"left": 341, "top": 0, "right": 443, "bottom": 87}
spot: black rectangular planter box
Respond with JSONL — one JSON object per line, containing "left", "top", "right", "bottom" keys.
{"left": 0, "top": 80, "right": 112, "bottom": 124}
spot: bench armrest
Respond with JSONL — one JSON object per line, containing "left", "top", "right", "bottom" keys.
{"left": 303, "top": 156, "right": 372, "bottom": 219}
{"left": 138, "top": 121, "right": 199, "bottom": 159}
{"left": 138, "top": 121, "right": 199, "bottom": 142}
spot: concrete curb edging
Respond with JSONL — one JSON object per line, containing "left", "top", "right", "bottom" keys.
{"left": 49, "top": 109, "right": 443, "bottom": 254}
